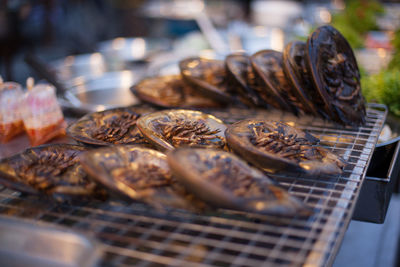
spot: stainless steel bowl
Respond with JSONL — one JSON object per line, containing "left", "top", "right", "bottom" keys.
{"left": 60, "top": 70, "right": 140, "bottom": 113}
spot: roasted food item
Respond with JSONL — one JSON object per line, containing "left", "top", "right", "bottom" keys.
{"left": 250, "top": 50, "right": 300, "bottom": 113}
{"left": 0, "top": 144, "right": 105, "bottom": 200}
{"left": 131, "top": 75, "right": 221, "bottom": 108}
{"left": 179, "top": 57, "right": 236, "bottom": 104}
{"left": 137, "top": 109, "right": 226, "bottom": 152}
{"left": 226, "top": 120, "right": 345, "bottom": 175}
{"left": 67, "top": 107, "right": 152, "bottom": 146}
{"left": 282, "top": 41, "right": 321, "bottom": 117}
{"left": 167, "top": 148, "right": 310, "bottom": 215}
{"left": 306, "top": 25, "right": 366, "bottom": 125}
{"left": 80, "top": 146, "right": 206, "bottom": 211}
{"left": 225, "top": 53, "right": 267, "bottom": 107}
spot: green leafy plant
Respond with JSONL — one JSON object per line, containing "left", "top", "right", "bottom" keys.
{"left": 331, "top": 0, "right": 384, "bottom": 49}
{"left": 362, "top": 69, "right": 400, "bottom": 116}
{"left": 388, "top": 28, "right": 400, "bottom": 70}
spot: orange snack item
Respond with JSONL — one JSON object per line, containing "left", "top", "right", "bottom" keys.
{"left": 21, "top": 84, "right": 66, "bottom": 146}
{"left": 0, "top": 82, "right": 24, "bottom": 143}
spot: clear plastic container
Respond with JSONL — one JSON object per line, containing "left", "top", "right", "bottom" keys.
{"left": 21, "top": 84, "right": 66, "bottom": 146}
{"left": 0, "top": 82, "right": 24, "bottom": 143}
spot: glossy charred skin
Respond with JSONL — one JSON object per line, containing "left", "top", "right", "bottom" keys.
{"left": 137, "top": 109, "right": 227, "bottom": 152}
{"left": 167, "top": 148, "right": 311, "bottom": 216}
{"left": 251, "top": 50, "right": 302, "bottom": 114}
{"left": 179, "top": 57, "right": 236, "bottom": 104}
{"left": 80, "top": 146, "right": 206, "bottom": 211}
{"left": 226, "top": 120, "right": 345, "bottom": 175}
{"left": 306, "top": 25, "right": 366, "bottom": 125}
{"left": 0, "top": 144, "right": 106, "bottom": 201}
{"left": 67, "top": 106, "right": 153, "bottom": 146}
{"left": 225, "top": 53, "right": 265, "bottom": 107}
{"left": 283, "top": 41, "right": 322, "bottom": 117}
{"left": 131, "top": 75, "right": 222, "bottom": 108}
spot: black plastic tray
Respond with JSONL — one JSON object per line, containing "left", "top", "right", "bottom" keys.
{"left": 353, "top": 136, "right": 400, "bottom": 223}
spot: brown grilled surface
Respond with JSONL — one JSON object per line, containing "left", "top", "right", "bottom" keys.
{"left": 137, "top": 109, "right": 227, "bottom": 152}
{"left": 179, "top": 57, "right": 235, "bottom": 104}
{"left": 0, "top": 104, "right": 386, "bottom": 266}
{"left": 67, "top": 107, "right": 153, "bottom": 146}
{"left": 251, "top": 50, "right": 300, "bottom": 113}
{"left": 0, "top": 144, "right": 106, "bottom": 201}
{"left": 131, "top": 75, "right": 222, "bottom": 109}
{"left": 226, "top": 120, "right": 346, "bottom": 176}
{"left": 158, "top": 119, "right": 223, "bottom": 148}
{"left": 80, "top": 146, "right": 207, "bottom": 212}
{"left": 283, "top": 41, "right": 321, "bottom": 117}
{"left": 225, "top": 53, "right": 262, "bottom": 107}
{"left": 168, "top": 148, "right": 310, "bottom": 216}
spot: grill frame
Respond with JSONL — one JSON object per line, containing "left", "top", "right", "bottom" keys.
{"left": 0, "top": 103, "right": 387, "bottom": 267}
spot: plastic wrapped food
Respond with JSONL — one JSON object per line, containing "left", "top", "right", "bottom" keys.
{"left": 0, "top": 81, "right": 24, "bottom": 143}
{"left": 21, "top": 84, "right": 66, "bottom": 146}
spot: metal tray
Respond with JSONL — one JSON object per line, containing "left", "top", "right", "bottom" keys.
{"left": 0, "top": 104, "right": 387, "bottom": 266}
{"left": 353, "top": 136, "right": 400, "bottom": 223}
{"left": 0, "top": 216, "right": 101, "bottom": 267}
{"left": 60, "top": 70, "right": 141, "bottom": 114}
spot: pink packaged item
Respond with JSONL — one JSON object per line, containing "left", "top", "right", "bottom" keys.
{"left": 0, "top": 81, "right": 24, "bottom": 143}
{"left": 21, "top": 83, "right": 66, "bottom": 146}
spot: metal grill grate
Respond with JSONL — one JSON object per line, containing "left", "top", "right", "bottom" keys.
{"left": 0, "top": 104, "right": 387, "bottom": 267}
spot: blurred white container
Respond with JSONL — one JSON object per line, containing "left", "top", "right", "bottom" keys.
{"left": 251, "top": 0, "right": 303, "bottom": 28}
{"left": 21, "top": 84, "right": 66, "bottom": 146}
{"left": 0, "top": 81, "right": 24, "bottom": 142}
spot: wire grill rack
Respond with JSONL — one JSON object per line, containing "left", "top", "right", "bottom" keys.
{"left": 0, "top": 104, "right": 387, "bottom": 267}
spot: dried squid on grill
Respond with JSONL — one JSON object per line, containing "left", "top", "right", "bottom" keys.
{"left": 179, "top": 57, "right": 245, "bottom": 106}
{"left": 250, "top": 50, "right": 301, "bottom": 114}
{"left": 131, "top": 74, "right": 222, "bottom": 108}
{"left": 283, "top": 41, "right": 322, "bottom": 117}
{"left": 67, "top": 106, "right": 153, "bottom": 146}
{"left": 167, "top": 148, "right": 310, "bottom": 216}
{"left": 306, "top": 25, "right": 366, "bottom": 125}
{"left": 137, "top": 109, "right": 227, "bottom": 152}
{"left": 225, "top": 120, "right": 345, "bottom": 175}
{"left": 80, "top": 146, "right": 206, "bottom": 211}
{"left": 225, "top": 53, "right": 267, "bottom": 108}
{"left": 0, "top": 144, "right": 106, "bottom": 201}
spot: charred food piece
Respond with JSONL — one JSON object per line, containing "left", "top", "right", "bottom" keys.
{"left": 67, "top": 107, "right": 152, "bottom": 146}
{"left": 137, "top": 109, "right": 226, "bottom": 152}
{"left": 251, "top": 50, "right": 302, "bottom": 114}
{"left": 225, "top": 53, "right": 268, "bottom": 107}
{"left": 306, "top": 25, "right": 366, "bottom": 125}
{"left": 283, "top": 41, "right": 322, "bottom": 117}
{"left": 80, "top": 146, "right": 206, "bottom": 211}
{"left": 168, "top": 148, "right": 310, "bottom": 216}
{"left": 226, "top": 120, "right": 345, "bottom": 175}
{"left": 0, "top": 144, "right": 106, "bottom": 200}
{"left": 131, "top": 75, "right": 221, "bottom": 108}
{"left": 179, "top": 57, "right": 237, "bottom": 104}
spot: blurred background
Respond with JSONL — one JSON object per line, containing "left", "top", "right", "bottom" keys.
{"left": 1, "top": 0, "right": 398, "bottom": 78}
{"left": 2, "top": 0, "right": 400, "bottom": 112}
{"left": 1, "top": 1, "right": 400, "bottom": 266}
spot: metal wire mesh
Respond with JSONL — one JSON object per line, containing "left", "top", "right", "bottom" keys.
{"left": 0, "top": 104, "right": 387, "bottom": 267}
